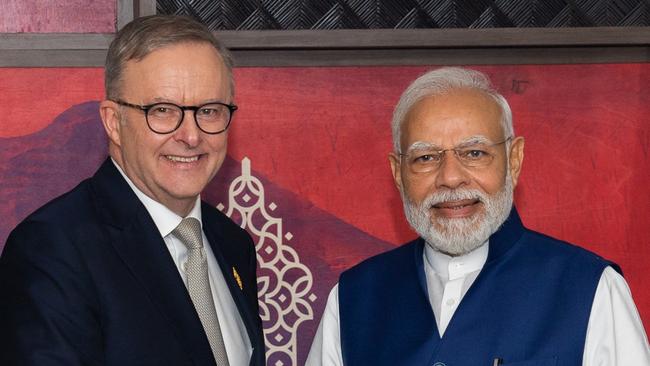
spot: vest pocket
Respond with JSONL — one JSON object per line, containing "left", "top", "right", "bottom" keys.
{"left": 503, "top": 356, "right": 558, "bottom": 366}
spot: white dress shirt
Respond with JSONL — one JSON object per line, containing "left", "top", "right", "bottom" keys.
{"left": 306, "top": 241, "right": 650, "bottom": 366}
{"left": 113, "top": 160, "right": 252, "bottom": 365}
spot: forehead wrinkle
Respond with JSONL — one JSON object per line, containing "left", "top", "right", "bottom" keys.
{"left": 149, "top": 97, "right": 177, "bottom": 103}
{"left": 145, "top": 97, "right": 225, "bottom": 106}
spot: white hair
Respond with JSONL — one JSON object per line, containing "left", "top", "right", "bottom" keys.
{"left": 391, "top": 67, "right": 514, "bottom": 153}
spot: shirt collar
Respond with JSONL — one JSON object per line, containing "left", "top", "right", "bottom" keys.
{"left": 424, "top": 240, "right": 489, "bottom": 281}
{"left": 111, "top": 158, "right": 202, "bottom": 237}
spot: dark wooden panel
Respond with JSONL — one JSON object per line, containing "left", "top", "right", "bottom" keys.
{"left": 216, "top": 27, "right": 650, "bottom": 49}
{"left": 1, "top": 28, "right": 647, "bottom": 67}
{"left": 136, "top": 0, "right": 158, "bottom": 19}
{"left": 118, "top": 0, "right": 135, "bottom": 30}
{"left": 2, "top": 46, "right": 647, "bottom": 67}
{"left": 0, "top": 50, "right": 108, "bottom": 67}
{"left": 0, "top": 34, "right": 112, "bottom": 50}
{"left": 229, "top": 47, "right": 650, "bottom": 67}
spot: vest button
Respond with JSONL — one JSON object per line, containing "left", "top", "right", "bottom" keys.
{"left": 433, "top": 362, "right": 446, "bottom": 366}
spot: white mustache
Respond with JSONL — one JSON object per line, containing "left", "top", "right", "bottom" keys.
{"left": 424, "top": 189, "right": 487, "bottom": 208}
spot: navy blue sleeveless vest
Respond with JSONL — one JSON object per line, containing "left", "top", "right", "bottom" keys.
{"left": 339, "top": 209, "right": 618, "bottom": 366}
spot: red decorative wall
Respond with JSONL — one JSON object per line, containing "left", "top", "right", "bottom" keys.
{"left": 1, "top": 64, "right": 648, "bottom": 364}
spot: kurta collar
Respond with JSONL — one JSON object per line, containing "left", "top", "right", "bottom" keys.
{"left": 424, "top": 242, "right": 488, "bottom": 281}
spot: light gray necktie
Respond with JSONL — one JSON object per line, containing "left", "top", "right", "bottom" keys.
{"left": 173, "top": 217, "right": 230, "bottom": 366}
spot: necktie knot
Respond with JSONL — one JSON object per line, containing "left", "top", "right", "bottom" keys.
{"left": 172, "top": 217, "right": 203, "bottom": 250}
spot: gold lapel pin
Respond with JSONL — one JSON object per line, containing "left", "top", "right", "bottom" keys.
{"left": 232, "top": 267, "right": 243, "bottom": 290}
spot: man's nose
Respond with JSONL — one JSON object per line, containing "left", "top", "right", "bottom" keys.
{"left": 434, "top": 151, "right": 471, "bottom": 189}
{"left": 173, "top": 111, "right": 201, "bottom": 147}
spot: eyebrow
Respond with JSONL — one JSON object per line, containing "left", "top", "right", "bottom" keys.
{"left": 405, "top": 135, "right": 493, "bottom": 153}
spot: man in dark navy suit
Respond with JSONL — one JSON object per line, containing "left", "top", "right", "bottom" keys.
{"left": 0, "top": 15, "right": 265, "bottom": 366}
{"left": 307, "top": 67, "right": 649, "bottom": 365}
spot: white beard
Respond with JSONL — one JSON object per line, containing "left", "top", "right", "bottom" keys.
{"left": 401, "top": 173, "right": 514, "bottom": 256}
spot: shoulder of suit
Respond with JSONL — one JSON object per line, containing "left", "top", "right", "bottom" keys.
{"left": 20, "top": 177, "right": 96, "bottom": 227}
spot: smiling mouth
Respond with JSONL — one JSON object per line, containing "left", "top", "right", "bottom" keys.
{"left": 165, "top": 155, "right": 200, "bottom": 163}
{"left": 432, "top": 199, "right": 480, "bottom": 210}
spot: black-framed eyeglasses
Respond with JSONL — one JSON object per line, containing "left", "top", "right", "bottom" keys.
{"left": 112, "top": 99, "right": 237, "bottom": 135}
{"left": 399, "top": 137, "right": 512, "bottom": 174}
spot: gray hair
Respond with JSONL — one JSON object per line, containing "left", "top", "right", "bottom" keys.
{"left": 391, "top": 67, "right": 514, "bottom": 153}
{"left": 105, "top": 15, "right": 234, "bottom": 100}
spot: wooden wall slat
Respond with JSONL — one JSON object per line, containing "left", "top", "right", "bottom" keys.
{"left": 229, "top": 47, "right": 650, "bottom": 67}
{"left": 217, "top": 27, "right": 650, "bottom": 49}
{"left": 1, "top": 25, "right": 648, "bottom": 67}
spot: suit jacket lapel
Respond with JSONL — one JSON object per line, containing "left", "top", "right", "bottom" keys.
{"left": 90, "top": 159, "right": 216, "bottom": 365}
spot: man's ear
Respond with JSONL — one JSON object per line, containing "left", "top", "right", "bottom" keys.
{"left": 99, "top": 100, "right": 122, "bottom": 147}
{"left": 389, "top": 152, "right": 404, "bottom": 193}
{"left": 508, "top": 136, "right": 525, "bottom": 187}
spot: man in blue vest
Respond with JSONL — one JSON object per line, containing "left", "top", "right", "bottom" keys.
{"left": 306, "top": 67, "right": 649, "bottom": 365}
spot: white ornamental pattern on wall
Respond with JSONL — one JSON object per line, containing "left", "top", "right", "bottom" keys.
{"left": 217, "top": 157, "right": 317, "bottom": 366}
